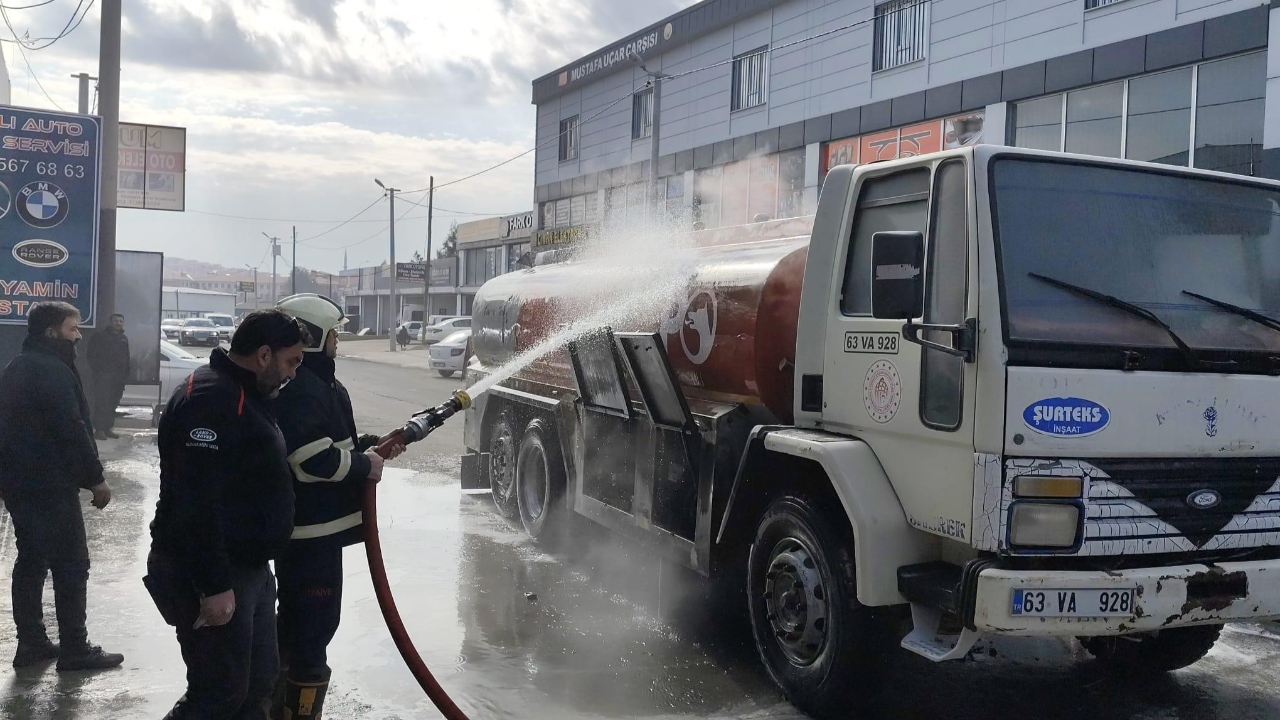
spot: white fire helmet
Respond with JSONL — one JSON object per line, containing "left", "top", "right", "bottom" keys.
{"left": 276, "top": 293, "right": 347, "bottom": 352}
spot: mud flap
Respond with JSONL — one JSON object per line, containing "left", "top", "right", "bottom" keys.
{"left": 460, "top": 451, "right": 490, "bottom": 490}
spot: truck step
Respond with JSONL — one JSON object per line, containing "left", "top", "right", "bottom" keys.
{"left": 900, "top": 603, "right": 983, "bottom": 663}
{"left": 897, "top": 561, "right": 963, "bottom": 614}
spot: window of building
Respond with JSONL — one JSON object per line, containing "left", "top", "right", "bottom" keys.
{"left": 559, "top": 116, "right": 579, "bottom": 161}
{"left": 627, "top": 182, "right": 647, "bottom": 224}
{"left": 778, "top": 149, "right": 806, "bottom": 219}
{"left": 841, "top": 168, "right": 930, "bottom": 316}
{"left": 731, "top": 47, "right": 768, "bottom": 112}
{"left": 873, "top": 0, "right": 928, "bottom": 72}
{"left": 1194, "top": 52, "right": 1266, "bottom": 176}
{"left": 507, "top": 242, "right": 531, "bottom": 272}
{"left": 570, "top": 195, "right": 588, "bottom": 227}
{"left": 1085, "top": 0, "right": 1124, "bottom": 9}
{"left": 541, "top": 201, "right": 554, "bottom": 230}
{"left": 665, "top": 174, "right": 685, "bottom": 222}
{"left": 632, "top": 87, "right": 653, "bottom": 140}
{"left": 1065, "top": 82, "right": 1123, "bottom": 158}
{"left": 1125, "top": 68, "right": 1192, "bottom": 166}
{"left": 748, "top": 154, "right": 779, "bottom": 222}
{"left": 693, "top": 167, "right": 722, "bottom": 229}
{"left": 1012, "top": 95, "right": 1064, "bottom": 151}
{"left": 554, "top": 198, "right": 570, "bottom": 228}
{"left": 720, "top": 161, "right": 750, "bottom": 227}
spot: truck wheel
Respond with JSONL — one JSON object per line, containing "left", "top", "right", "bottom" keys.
{"left": 1079, "top": 625, "right": 1222, "bottom": 673}
{"left": 516, "top": 418, "right": 566, "bottom": 546}
{"left": 747, "top": 496, "right": 887, "bottom": 718}
{"left": 488, "top": 410, "right": 519, "bottom": 519}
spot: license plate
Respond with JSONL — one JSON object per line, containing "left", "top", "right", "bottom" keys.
{"left": 1012, "top": 588, "right": 1136, "bottom": 617}
{"left": 430, "top": 361, "right": 445, "bottom": 368}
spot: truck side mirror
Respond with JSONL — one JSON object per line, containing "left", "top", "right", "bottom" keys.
{"left": 871, "top": 231, "right": 924, "bottom": 320}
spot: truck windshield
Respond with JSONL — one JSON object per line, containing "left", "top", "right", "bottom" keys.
{"left": 992, "top": 158, "right": 1280, "bottom": 365}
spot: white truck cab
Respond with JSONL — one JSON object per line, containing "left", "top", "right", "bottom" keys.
{"left": 462, "top": 146, "right": 1280, "bottom": 717}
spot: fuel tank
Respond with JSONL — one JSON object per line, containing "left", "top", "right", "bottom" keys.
{"left": 471, "top": 221, "right": 811, "bottom": 423}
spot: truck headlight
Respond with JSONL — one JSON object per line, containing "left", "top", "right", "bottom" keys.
{"left": 1009, "top": 502, "right": 1080, "bottom": 549}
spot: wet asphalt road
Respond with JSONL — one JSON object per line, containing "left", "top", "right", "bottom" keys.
{"left": 1, "top": 354, "right": 1279, "bottom": 719}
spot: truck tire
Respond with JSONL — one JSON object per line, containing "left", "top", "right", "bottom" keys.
{"left": 1079, "top": 625, "right": 1222, "bottom": 673}
{"left": 516, "top": 417, "right": 567, "bottom": 546}
{"left": 488, "top": 410, "right": 520, "bottom": 519}
{"left": 747, "top": 496, "right": 888, "bottom": 718}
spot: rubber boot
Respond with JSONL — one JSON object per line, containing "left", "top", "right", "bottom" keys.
{"left": 281, "top": 670, "right": 331, "bottom": 719}
{"left": 268, "top": 668, "right": 289, "bottom": 720}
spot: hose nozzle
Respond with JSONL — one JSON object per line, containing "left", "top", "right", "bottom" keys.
{"left": 396, "top": 390, "right": 473, "bottom": 445}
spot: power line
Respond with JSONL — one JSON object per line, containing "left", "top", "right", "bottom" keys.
{"left": 8, "top": 0, "right": 94, "bottom": 50}
{"left": 295, "top": 195, "right": 385, "bottom": 242}
{"left": 0, "top": 1, "right": 58, "bottom": 10}
{"left": 4, "top": 21, "right": 64, "bottom": 110}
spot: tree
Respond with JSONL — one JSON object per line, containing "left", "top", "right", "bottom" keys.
{"left": 410, "top": 250, "right": 424, "bottom": 263}
{"left": 436, "top": 221, "right": 458, "bottom": 259}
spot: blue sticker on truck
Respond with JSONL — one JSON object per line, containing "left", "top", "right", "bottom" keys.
{"left": 1023, "top": 398, "right": 1110, "bottom": 438}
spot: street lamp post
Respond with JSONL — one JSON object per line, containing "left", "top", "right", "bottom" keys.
{"left": 244, "top": 264, "right": 259, "bottom": 311}
{"left": 375, "top": 179, "right": 400, "bottom": 352}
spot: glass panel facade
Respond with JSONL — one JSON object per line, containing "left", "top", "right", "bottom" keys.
{"left": 1013, "top": 95, "right": 1063, "bottom": 151}
{"left": 693, "top": 167, "right": 721, "bottom": 229}
{"left": 1195, "top": 52, "right": 1266, "bottom": 176}
{"left": 1065, "top": 82, "right": 1123, "bottom": 158}
{"left": 1125, "top": 68, "right": 1192, "bottom": 166}
{"left": 778, "top": 149, "right": 805, "bottom": 219}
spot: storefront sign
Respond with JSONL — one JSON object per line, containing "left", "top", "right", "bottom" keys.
{"left": 503, "top": 212, "right": 534, "bottom": 238}
{"left": 534, "top": 225, "right": 592, "bottom": 248}
{"left": 558, "top": 23, "right": 673, "bottom": 88}
{"left": 118, "top": 122, "right": 186, "bottom": 211}
{"left": 0, "top": 105, "right": 102, "bottom": 325}
{"left": 430, "top": 264, "right": 452, "bottom": 286}
{"left": 824, "top": 110, "right": 986, "bottom": 175}
{"left": 396, "top": 262, "right": 427, "bottom": 282}
{"left": 238, "top": 280, "right": 255, "bottom": 293}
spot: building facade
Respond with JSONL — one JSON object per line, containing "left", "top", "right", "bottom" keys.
{"left": 1, "top": 47, "right": 10, "bottom": 105}
{"left": 531, "top": 0, "right": 1279, "bottom": 248}
{"left": 456, "top": 211, "right": 536, "bottom": 314}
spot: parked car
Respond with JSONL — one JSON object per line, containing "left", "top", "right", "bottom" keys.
{"left": 420, "top": 316, "right": 471, "bottom": 344}
{"left": 206, "top": 313, "right": 236, "bottom": 336}
{"left": 428, "top": 329, "right": 472, "bottom": 377}
{"left": 121, "top": 340, "right": 209, "bottom": 424}
{"left": 399, "top": 320, "right": 423, "bottom": 341}
{"left": 161, "top": 317, "right": 184, "bottom": 340}
{"left": 177, "top": 318, "right": 222, "bottom": 347}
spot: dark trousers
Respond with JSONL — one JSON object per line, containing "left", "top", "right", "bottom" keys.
{"left": 3, "top": 488, "right": 90, "bottom": 651}
{"left": 275, "top": 541, "right": 343, "bottom": 679}
{"left": 91, "top": 376, "right": 125, "bottom": 432}
{"left": 145, "top": 554, "right": 279, "bottom": 720}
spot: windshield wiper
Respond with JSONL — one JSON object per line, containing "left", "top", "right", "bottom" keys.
{"left": 1029, "top": 273, "right": 1219, "bottom": 370}
{"left": 1182, "top": 290, "right": 1280, "bottom": 335}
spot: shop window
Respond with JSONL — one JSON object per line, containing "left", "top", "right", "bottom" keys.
{"left": 1065, "top": 82, "right": 1123, "bottom": 158}
{"left": 873, "top": 0, "right": 928, "bottom": 72}
{"left": 778, "top": 149, "right": 806, "bottom": 219}
{"left": 1012, "top": 95, "right": 1063, "bottom": 151}
{"left": 1194, "top": 52, "right": 1266, "bottom": 176}
{"left": 748, "top": 155, "right": 779, "bottom": 222}
{"left": 1126, "top": 68, "right": 1192, "bottom": 166}
{"left": 731, "top": 47, "right": 768, "bottom": 112}
{"left": 693, "top": 167, "right": 722, "bottom": 229}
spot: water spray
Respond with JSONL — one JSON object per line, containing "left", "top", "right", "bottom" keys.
{"left": 364, "top": 388, "right": 475, "bottom": 720}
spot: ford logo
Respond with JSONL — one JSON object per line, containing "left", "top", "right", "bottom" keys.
{"left": 1023, "top": 397, "right": 1111, "bottom": 438}
{"left": 12, "top": 239, "right": 68, "bottom": 268}
{"left": 1186, "top": 489, "right": 1221, "bottom": 510}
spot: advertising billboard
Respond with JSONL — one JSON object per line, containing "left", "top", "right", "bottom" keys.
{"left": 0, "top": 105, "right": 102, "bottom": 326}
{"left": 115, "top": 250, "right": 163, "bottom": 384}
{"left": 396, "top": 262, "right": 427, "bottom": 282}
{"left": 118, "top": 122, "right": 186, "bottom": 211}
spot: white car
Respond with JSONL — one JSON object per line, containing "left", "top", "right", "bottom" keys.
{"left": 206, "top": 313, "right": 236, "bottom": 336}
{"left": 161, "top": 318, "right": 184, "bottom": 340}
{"left": 428, "top": 329, "right": 471, "bottom": 377}
{"left": 121, "top": 340, "right": 209, "bottom": 423}
{"left": 399, "top": 320, "right": 423, "bottom": 342}
{"left": 420, "top": 316, "right": 471, "bottom": 345}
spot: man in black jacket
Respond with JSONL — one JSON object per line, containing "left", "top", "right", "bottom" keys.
{"left": 272, "top": 294, "right": 404, "bottom": 719}
{"left": 86, "top": 312, "right": 130, "bottom": 439}
{"left": 0, "top": 302, "right": 124, "bottom": 671}
{"left": 147, "top": 309, "right": 308, "bottom": 719}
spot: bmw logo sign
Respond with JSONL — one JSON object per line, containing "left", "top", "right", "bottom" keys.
{"left": 1186, "top": 489, "right": 1221, "bottom": 510}
{"left": 16, "top": 181, "right": 69, "bottom": 229}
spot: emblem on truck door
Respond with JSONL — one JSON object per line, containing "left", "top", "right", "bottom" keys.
{"left": 863, "top": 360, "right": 902, "bottom": 423}
{"left": 1023, "top": 398, "right": 1110, "bottom": 438}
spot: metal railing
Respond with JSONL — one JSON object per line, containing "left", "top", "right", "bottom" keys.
{"left": 873, "top": 0, "right": 928, "bottom": 72}
{"left": 731, "top": 48, "right": 769, "bottom": 111}
{"left": 1085, "top": 0, "right": 1124, "bottom": 9}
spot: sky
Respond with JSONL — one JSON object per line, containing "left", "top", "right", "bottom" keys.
{"left": 1, "top": 0, "right": 696, "bottom": 275}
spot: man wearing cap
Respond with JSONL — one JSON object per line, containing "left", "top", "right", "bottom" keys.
{"left": 270, "top": 294, "right": 405, "bottom": 718}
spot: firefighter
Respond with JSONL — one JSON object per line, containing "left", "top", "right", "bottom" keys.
{"left": 272, "top": 293, "right": 405, "bottom": 719}
{"left": 147, "top": 309, "right": 308, "bottom": 719}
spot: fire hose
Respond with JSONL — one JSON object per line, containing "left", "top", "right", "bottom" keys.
{"left": 364, "top": 390, "right": 474, "bottom": 720}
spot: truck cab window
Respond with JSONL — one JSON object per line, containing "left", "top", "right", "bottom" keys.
{"left": 921, "top": 161, "right": 967, "bottom": 429}
{"left": 841, "top": 168, "right": 930, "bottom": 315}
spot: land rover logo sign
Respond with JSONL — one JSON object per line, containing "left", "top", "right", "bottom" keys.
{"left": 189, "top": 428, "right": 217, "bottom": 443}
{"left": 12, "top": 239, "right": 69, "bottom": 268}
{"left": 1186, "top": 489, "right": 1221, "bottom": 510}
{"left": 1023, "top": 397, "right": 1110, "bottom": 438}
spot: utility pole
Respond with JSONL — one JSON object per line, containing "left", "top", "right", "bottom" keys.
{"left": 375, "top": 179, "right": 400, "bottom": 351}
{"left": 97, "top": 0, "right": 121, "bottom": 325}
{"left": 424, "top": 176, "right": 434, "bottom": 319}
{"left": 629, "top": 50, "right": 669, "bottom": 217}
{"left": 291, "top": 225, "right": 297, "bottom": 295}
{"left": 245, "top": 265, "right": 259, "bottom": 311}
{"left": 263, "top": 232, "right": 281, "bottom": 305}
{"left": 71, "top": 73, "right": 97, "bottom": 114}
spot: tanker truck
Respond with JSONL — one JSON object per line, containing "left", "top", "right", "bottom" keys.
{"left": 459, "top": 145, "right": 1280, "bottom": 716}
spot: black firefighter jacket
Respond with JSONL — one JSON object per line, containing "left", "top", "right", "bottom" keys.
{"left": 274, "top": 351, "right": 378, "bottom": 547}
{"left": 151, "top": 348, "right": 295, "bottom": 597}
{"left": 0, "top": 336, "right": 104, "bottom": 495}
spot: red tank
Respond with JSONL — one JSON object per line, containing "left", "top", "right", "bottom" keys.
{"left": 470, "top": 220, "right": 812, "bottom": 423}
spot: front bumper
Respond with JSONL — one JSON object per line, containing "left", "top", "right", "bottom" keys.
{"left": 973, "top": 559, "right": 1280, "bottom": 636}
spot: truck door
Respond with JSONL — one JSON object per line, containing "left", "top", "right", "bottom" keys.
{"left": 821, "top": 159, "right": 978, "bottom": 544}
